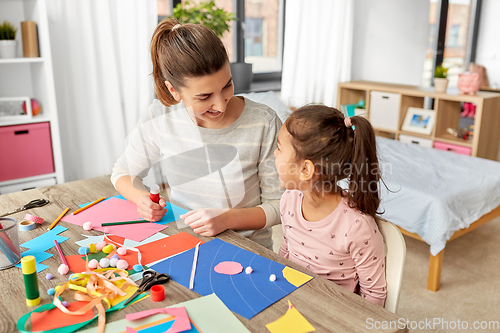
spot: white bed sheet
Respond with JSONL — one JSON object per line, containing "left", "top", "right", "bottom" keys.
{"left": 377, "top": 137, "right": 500, "bottom": 255}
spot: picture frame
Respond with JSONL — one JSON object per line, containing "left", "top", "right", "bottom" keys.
{"left": 401, "top": 107, "right": 436, "bottom": 135}
{"left": 0, "top": 97, "right": 32, "bottom": 120}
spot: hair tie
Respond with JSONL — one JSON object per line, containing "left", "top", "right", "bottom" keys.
{"left": 344, "top": 117, "right": 353, "bottom": 128}
{"left": 172, "top": 24, "right": 181, "bottom": 31}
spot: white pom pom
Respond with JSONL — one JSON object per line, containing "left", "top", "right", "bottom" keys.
{"left": 269, "top": 274, "right": 276, "bottom": 282}
{"left": 116, "top": 259, "right": 129, "bottom": 270}
{"left": 245, "top": 266, "right": 253, "bottom": 274}
{"left": 109, "top": 258, "right": 119, "bottom": 267}
{"left": 99, "top": 258, "right": 110, "bottom": 268}
{"left": 83, "top": 222, "right": 93, "bottom": 231}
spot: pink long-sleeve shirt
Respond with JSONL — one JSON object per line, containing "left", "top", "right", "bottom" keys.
{"left": 279, "top": 190, "right": 387, "bottom": 306}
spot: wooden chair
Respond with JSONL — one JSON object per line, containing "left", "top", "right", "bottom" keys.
{"left": 379, "top": 219, "right": 406, "bottom": 313}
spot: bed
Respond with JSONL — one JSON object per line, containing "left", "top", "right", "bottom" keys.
{"left": 241, "top": 91, "right": 500, "bottom": 291}
{"left": 377, "top": 137, "right": 500, "bottom": 291}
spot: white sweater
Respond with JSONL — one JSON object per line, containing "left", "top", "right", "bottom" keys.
{"left": 111, "top": 97, "right": 283, "bottom": 249}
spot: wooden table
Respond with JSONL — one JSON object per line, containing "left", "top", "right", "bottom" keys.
{"left": 0, "top": 176, "right": 408, "bottom": 333}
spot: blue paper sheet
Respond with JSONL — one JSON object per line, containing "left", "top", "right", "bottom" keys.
{"left": 149, "top": 238, "right": 313, "bottom": 319}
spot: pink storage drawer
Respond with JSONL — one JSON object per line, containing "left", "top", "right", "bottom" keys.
{"left": 0, "top": 122, "right": 55, "bottom": 181}
{"left": 433, "top": 141, "right": 471, "bottom": 156}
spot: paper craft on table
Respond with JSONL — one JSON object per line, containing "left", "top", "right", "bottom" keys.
{"left": 61, "top": 197, "right": 168, "bottom": 242}
{"left": 126, "top": 307, "right": 191, "bottom": 333}
{"left": 14, "top": 225, "right": 69, "bottom": 272}
{"left": 65, "top": 232, "right": 203, "bottom": 274}
{"left": 149, "top": 238, "right": 314, "bottom": 319}
{"left": 265, "top": 300, "right": 316, "bottom": 333}
{"left": 77, "top": 293, "right": 250, "bottom": 333}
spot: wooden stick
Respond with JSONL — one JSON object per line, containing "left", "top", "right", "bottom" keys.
{"left": 47, "top": 208, "right": 69, "bottom": 231}
{"left": 101, "top": 220, "right": 149, "bottom": 227}
{"left": 73, "top": 197, "right": 105, "bottom": 215}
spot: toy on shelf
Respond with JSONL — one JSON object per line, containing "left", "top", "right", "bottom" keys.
{"left": 458, "top": 72, "right": 480, "bottom": 95}
{"left": 461, "top": 102, "right": 476, "bottom": 118}
{"left": 447, "top": 125, "right": 474, "bottom": 141}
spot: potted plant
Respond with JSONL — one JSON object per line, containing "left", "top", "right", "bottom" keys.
{"left": 434, "top": 64, "right": 448, "bottom": 93}
{"left": 0, "top": 21, "right": 17, "bottom": 59}
{"left": 171, "top": 1, "right": 252, "bottom": 93}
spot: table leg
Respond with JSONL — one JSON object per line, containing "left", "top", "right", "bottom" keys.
{"left": 427, "top": 250, "right": 444, "bottom": 291}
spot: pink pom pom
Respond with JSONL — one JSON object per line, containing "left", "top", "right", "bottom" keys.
{"left": 116, "top": 259, "right": 129, "bottom": 270}
{"left": 58, "top": 264, "right": 69, "bottom": 275}
{"left": 95, "top": 241, "right": 106, "bottom": 251}
{"left": 117, "top": 247, "right": 127, "bottom": 256}
{"left": 88, "top": 259, "right": 99, "bottom": 269}
{"left": 83, "top": 222, "right": 93, "bottom": 231}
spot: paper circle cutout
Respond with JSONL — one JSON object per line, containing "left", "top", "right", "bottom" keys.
{"left": 214, "top": 261, "right": 243, "bottom": 275}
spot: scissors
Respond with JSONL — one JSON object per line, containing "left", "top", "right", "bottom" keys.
{"left": 0, "top": 198, "right": 50, "bottom": 217}
{"left": 123, "top": 270, "right": 170, "bottom": 306}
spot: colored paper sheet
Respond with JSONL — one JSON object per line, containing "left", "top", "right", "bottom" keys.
{"left": 66, "top": 232, "right": 201, "bottom": 273}
{"left": 31, "top": 301, "right": 95, "bottom": 331}
{"left": 149, "top": 239, "right": 314, "bottom": 319}
{"left": 79, "top": 195, "right": 189, "bottom": 225}
{"left": 78, "top": 293, "right": 250, "bottom": 333}
{"left": 126, "top": 307, "right": 191, "bottom": 333}
{"left": 15, "top": 225, "right": 69, "bottom": 272}
{"left": 214, "top": 261, "right": 243, "bottom": 275}
{"left": 62, "top": 198, "right": 168, "bottom": 242}
{"left": 265, "top": 301, "right": 315, "bottom": 333}
{"left": 282, "top": 267, "right": 314, "bottom": 287}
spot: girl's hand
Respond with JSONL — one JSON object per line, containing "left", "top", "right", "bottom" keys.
{"left": 136, "top": 194, "right": 167, "bottom": 222}
{"left": 181, "top": 208, "right": 230, "bottom": 237}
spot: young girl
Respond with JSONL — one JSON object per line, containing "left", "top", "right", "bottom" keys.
{"left": 111, "top": 19, "right": 282, "bottom": 250}
{"left": 275, "top": 105, "right": 387, "bottom": 306}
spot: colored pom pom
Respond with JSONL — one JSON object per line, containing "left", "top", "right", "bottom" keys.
{"left": 245, "top": 266, "right": 253, "bottom": 274}
{"left": 133, "top": 264, "right": 143, "bottom": 272}
{"left": 96, "top": 241, "right": 106, "bottom": 251}
{"left": 116, "top": 259, "right": 129, "bottom": 270}
{"left": 102, "top": 244, "right": 113, "bottom": 254}
{"left": 58, "top": 264, "right": 69, "bottom": 275}
{"left": 62, "top": 301, "right": 69, "bottom": 307}
{"left": 99, "top": 258, "right": 110, "bottom": 268}
{"left": 83, "top": 222, "right": 93, "bottom": 231}
{"left": 88, "top": 243, "right": 97, "bottom": 253}
{"left": 110, "top": 254, "right": 120, "bottom": 260}
{"left": 269, "top": 274, "right": 276, "bottom": 282}
{"left": 47, "top": 288, "right": 55, "bottom": 296}
{"left": 78, "top": 247, "right": 89, "bottom": 255}
{"left": 88, "top": 259, "right": 99, "bottom": 269}
{"left": 117, "top": 247, "right": 127, "bottom": 255}
{"left": 109, "top": 258, "right": 119, "bottom": 267}
{"left": 46, "top": 273, "right": 53, "bottom": 280}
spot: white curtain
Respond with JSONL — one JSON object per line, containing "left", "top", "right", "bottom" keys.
{"left": 280, "top": 0, "right": 354, "bottom": 108}
{"left": 46, "top": 0, "right": 157, "bottom": 182}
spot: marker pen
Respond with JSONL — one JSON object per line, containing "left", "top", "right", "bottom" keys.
{"left": 150, "top": 184, "right": 160, "bottom": 204}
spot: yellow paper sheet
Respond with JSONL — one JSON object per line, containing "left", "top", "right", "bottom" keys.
{"left": 266, "top": 301, "right": 315, "bottom": 333}
{"left": 282, "top": 267, "right": 314, "bottom": 287}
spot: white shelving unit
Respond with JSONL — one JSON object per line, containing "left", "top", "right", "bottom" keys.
{"left": 0, "top": 0, "right": 64, "bottom": 194}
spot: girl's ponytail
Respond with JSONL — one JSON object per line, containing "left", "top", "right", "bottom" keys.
{"left": 348, "top": 116, "right": 381, "bottom": 219}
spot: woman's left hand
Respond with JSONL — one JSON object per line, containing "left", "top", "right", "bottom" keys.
{"left": 181, "top": 208, "right": 231, "bottom": 236}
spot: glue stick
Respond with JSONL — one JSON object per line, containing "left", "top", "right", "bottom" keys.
{"left": 150, "top": 184, "right": 160, "bottom": 204}
{"left": 21, "top": 255, "right": 40, "bottom": 306}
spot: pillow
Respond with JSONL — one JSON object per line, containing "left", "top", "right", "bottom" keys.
{"left": 238, "top": 91, "right": 292, "bottom": 123}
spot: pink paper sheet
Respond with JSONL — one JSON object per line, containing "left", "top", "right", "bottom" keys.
{"left": 214, "top": 261, "right": 243, "bottom": 275}
{"left": 61, "top": 198, "right": 167, "bottom": 242}
{"left": 126, "top": 307, "right": 191, "bottom": 333}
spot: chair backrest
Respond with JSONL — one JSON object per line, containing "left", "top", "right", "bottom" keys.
{"left": 378, "top": 219, "right": 406, "bottom": 313}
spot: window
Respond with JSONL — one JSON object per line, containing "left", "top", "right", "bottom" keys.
{"left": 423, "top": 0, "right": 480, "bottom": 88}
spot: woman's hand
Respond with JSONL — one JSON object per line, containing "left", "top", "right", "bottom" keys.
{"left": 181, "top": 208, "right": 231, "bottom": 237}
{"left": 136, "top": 194, "right": 167, "bottom": 222}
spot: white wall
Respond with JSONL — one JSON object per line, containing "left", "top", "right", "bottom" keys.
{"left": 351, "top": 0, "right": 429, "bottom": 85}
{"left": 476, "top": 0, "right": 500, "bottom": 89}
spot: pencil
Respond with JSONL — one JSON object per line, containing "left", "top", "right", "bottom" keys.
{"left": 101, "top": 220, "right": 150, "bottom": 227}
{"left": 73, "top": 197, "right": 105, "bottom": 215}
{"left": 47, "top": 208, "right": 69, "bottom": 231}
